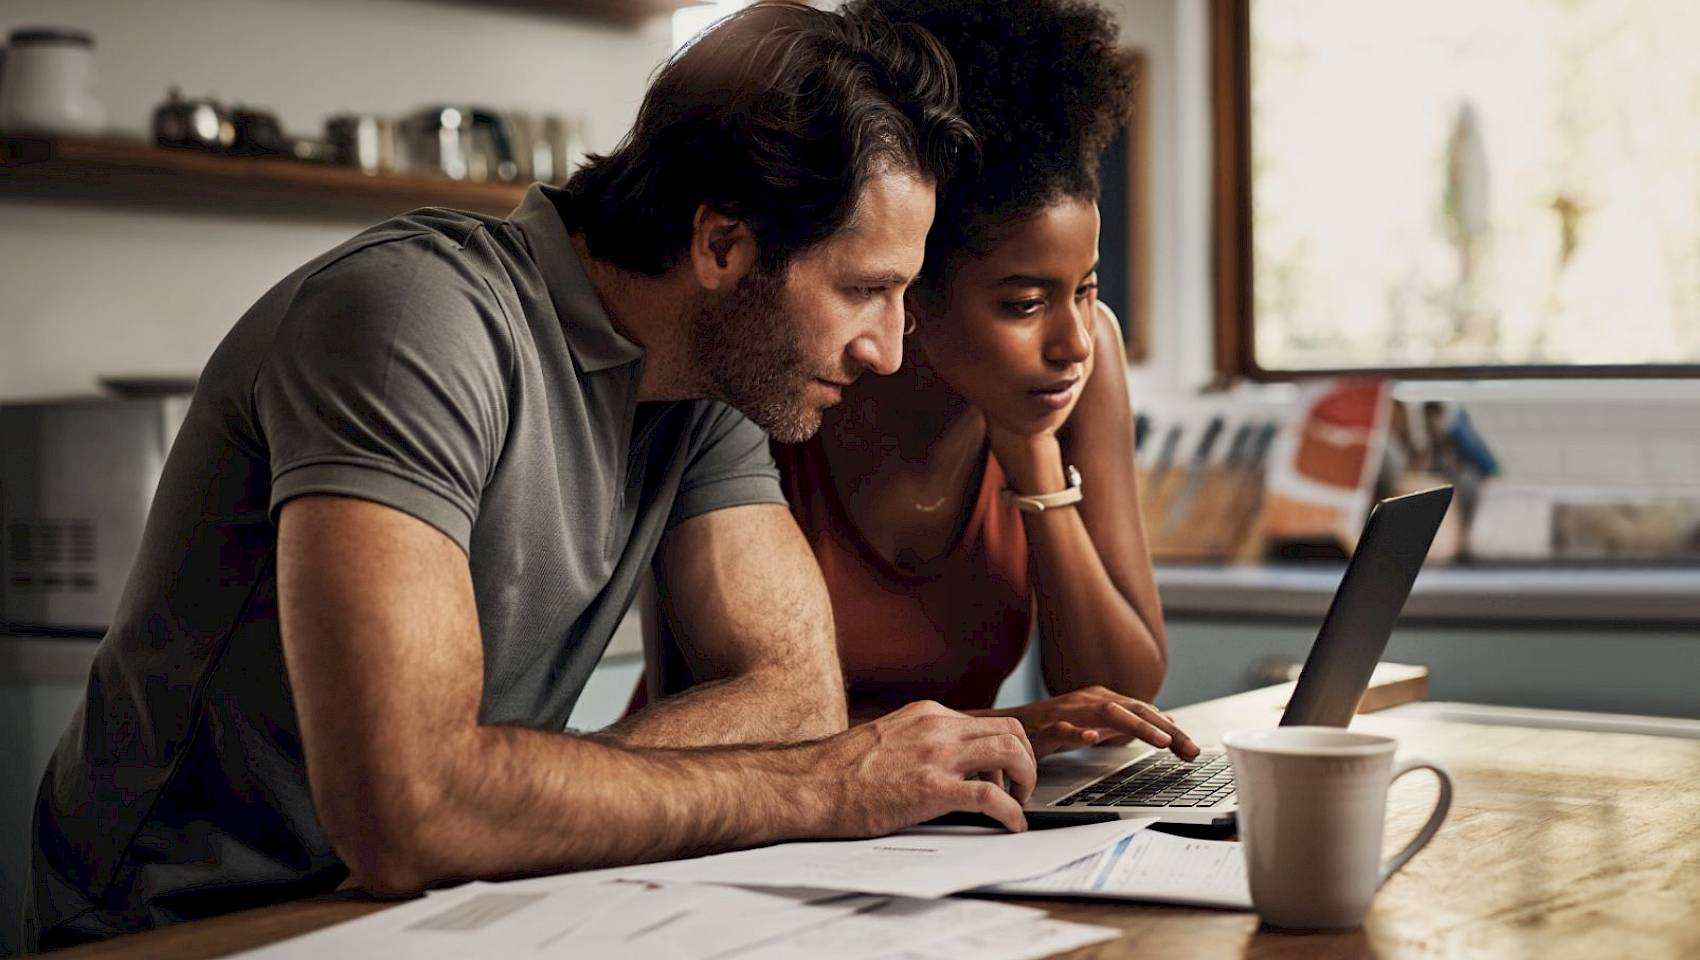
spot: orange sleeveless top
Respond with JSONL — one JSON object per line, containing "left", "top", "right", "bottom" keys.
{"left": 628, "top": 436, "right": 1033, "bottom": 718}
{"left": 774, "top": 436, "right": 1033, "bottom": 716}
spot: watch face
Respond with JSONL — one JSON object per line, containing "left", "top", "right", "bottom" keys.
{"left": 1066, "top": 465, "right": 1082, "bottom": 488}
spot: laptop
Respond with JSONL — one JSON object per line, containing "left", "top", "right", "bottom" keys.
{"left": 1021, "top": 485, "right": 1453, "bottom": 827}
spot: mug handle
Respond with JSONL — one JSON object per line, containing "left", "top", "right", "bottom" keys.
{"left": 1378, "top": 757, "right": 1453, "bottom": 886}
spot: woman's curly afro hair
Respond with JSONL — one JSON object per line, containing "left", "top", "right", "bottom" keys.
{"left": 843, "top": 0, "right": 1136, "bottom": 281}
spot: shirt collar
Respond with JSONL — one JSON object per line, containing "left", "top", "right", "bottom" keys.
{"left": 509, "top": 183, "right": 645, "bottom": 373}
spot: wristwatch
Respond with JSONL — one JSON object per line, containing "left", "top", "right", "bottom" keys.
{"left": 1003, "top": 465, "right": 1084, "bottom": 513}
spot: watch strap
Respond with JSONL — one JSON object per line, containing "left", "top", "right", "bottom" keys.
{"left": 1003, "top": 465, "right": 1084, "bottom": 513}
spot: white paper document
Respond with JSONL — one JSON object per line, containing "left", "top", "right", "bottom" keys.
{"left": 233, "top": 878, "right": 1055, "bottom": 960}
{"left": 559, "top": 882, "right": 905, "bottom": 958}
{"left": 510, "top": 817, "right": 1158, "bottom": 900}
{"left": 988, "top": 829, "right": 1253, "bottom": 910}
{"left": 232, "top": 822, "right": 1158, "bottom": 958}
{"left": 232, "top": 879, "right": 648, "bottom": 959}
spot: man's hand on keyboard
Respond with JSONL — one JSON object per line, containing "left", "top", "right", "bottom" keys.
{"left": 806, "top": 700, "right": 1037, "bottom": 836}
{"left": 975, "top": 686, "right": 1201, "bottom": 760}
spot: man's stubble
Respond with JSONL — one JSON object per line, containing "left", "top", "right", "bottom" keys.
{"left": 691, "top": 264, "right": 840, "bottom": 444}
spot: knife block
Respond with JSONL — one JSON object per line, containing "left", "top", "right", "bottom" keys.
{"left": 1138, "top": 466, "right": 1268, "bottom": 563}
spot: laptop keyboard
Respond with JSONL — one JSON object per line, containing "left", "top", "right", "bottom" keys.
{"left": 1054, "top": 752, "right": 1235, "bottom": 808}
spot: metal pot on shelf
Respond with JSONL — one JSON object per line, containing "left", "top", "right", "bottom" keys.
{"left": 506, "top": 111, "right": 581, "bottom": 185}
{"left": 229, "top": 105, "right": 289, "bottom": 157}
{"left": 397, "top": 106, "right": 519, "bottom": 182}
{"left": 325, "top": 113, "right": 397, "bottom": 175}
{"left": 152, "top": 86, "right": 234, "bottom": 151}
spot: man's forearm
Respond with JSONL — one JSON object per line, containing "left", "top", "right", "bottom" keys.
{"left": 344, "top": 723, "right": 829, "bottom": 892}
{"left": 602, "top": 662, "right": 847, "bottom": 748}
{"left": 640, "top": 503, "right": 847, "bottom": 748}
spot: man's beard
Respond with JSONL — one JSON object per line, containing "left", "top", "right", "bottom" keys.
{"left": 690, "top": 264, "right": 835, "bottom": 443}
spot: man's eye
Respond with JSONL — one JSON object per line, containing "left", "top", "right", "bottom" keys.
{"left": 854, "top": 286, "right": 887, "bottom": 300}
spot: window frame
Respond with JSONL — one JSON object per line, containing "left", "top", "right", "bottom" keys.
{"left": 1209, "top": 0, "right": 1700, "bottom": 382}
{"left": 1102, "top": 48, "right": 1152, "bottom": 363}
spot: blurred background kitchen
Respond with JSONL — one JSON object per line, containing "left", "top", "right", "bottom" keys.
{"left": 2, "top": 1, "right": 1697, "bottom": 951}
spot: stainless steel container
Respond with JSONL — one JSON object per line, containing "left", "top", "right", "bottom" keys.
{"left": 398, "top": 106, "right": 519, "bottom": 182}
{"left": 326, "top": 112, "right": 398, "bottom": 175}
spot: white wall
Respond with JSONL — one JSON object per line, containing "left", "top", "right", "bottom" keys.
{"left": 0, "top": 0, "right": 1214, "bottom": 403}
{"left": 1110, "top": 0, "right": 1218, "bottom": 402}
{"left": 0, "top": 0, "right": 1221, "bottom": 403}
{"left": 0, "top": 0, "right": 672, "bottom": 400}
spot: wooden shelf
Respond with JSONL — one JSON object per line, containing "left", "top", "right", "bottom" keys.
{"left": 471, "top": 0, "right": 703, "bottom": 27}
{"left": 0, "top": 137, "right": 531, "bottom": 222}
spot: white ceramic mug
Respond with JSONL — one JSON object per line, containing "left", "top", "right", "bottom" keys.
{"left": 1223, "top": 727, "right": 1452, "bottom": 930}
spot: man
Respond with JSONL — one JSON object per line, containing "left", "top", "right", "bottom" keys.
{"left": 26, "top": 4, "right": 1039, "bottom": 950}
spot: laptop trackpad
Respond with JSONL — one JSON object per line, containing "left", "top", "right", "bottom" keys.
{"left": 1041, "top": 744, "right": 1152, "bottom": 776}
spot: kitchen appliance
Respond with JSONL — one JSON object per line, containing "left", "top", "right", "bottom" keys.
{"left": 0, "top": 27, "right": 105, "bottom": 135}
{"left": 1, "top": 395, "right": 188, "bottom": 634}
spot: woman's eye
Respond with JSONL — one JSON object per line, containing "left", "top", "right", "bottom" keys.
{"left": 1074, "top": 282, "right": 1100, "bottom": 301}
{"left": 1004, "top": 298, "right": 1044, "bottom": 316}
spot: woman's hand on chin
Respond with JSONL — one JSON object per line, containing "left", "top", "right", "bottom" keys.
{"left": 985, "top": 426, "right": 1068, "bottom": 495}
{"left": 982, "top": 352, "right": 1092, "bottom": 493}
{"left": 984, "top": 686, "right": 1200, "bottom": 760}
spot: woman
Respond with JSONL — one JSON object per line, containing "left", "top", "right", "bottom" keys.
{"left": 639, "top": 0, "right": 1195, "bottom": 760}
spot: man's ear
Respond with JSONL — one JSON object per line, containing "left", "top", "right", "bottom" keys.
{"left": 688, "top": 204, "right": 758, "bottom": 292}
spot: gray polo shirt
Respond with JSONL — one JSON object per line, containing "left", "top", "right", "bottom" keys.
{"left": 26, "top": 185, "right": 786, "bottom": 949}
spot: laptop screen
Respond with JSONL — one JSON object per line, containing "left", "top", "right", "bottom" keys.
{"left": 1280, "top": 486, "right": 1453, "bottom": 728}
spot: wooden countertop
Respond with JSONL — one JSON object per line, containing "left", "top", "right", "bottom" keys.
{"left": 43, "top": 664, "right": 1700, "bottom": 959}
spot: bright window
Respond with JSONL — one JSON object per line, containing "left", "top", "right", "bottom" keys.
{"left": 1247, "top": 0, "right": 1700, "bottom": 373}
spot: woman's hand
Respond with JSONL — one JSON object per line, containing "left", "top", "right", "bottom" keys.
{"left": 982, "top": 686, "right": 1200, "bottom": 760}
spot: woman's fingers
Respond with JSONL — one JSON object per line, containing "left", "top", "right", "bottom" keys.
{"left": 1120, "top": 701, "right": 1200, "bottom": 758}
{"left": 1048, "top": 720, "right": 1098, "bottom": 743}
{"left": 1031, "top": 721, "right": 1100, "bottom": 757}
{"left": 1017, "top": 692, "right": 1202, "bottom": 760}
{"left": 1061, "top": 693, "right": 1201, "bottom": 760}
{"left": 1097, "top": 701, "right": 1174, "bottom": 749}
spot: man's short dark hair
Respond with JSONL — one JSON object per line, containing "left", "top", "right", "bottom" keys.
{"left": 557, "top": 1, "right": 976, "bottom": 275}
